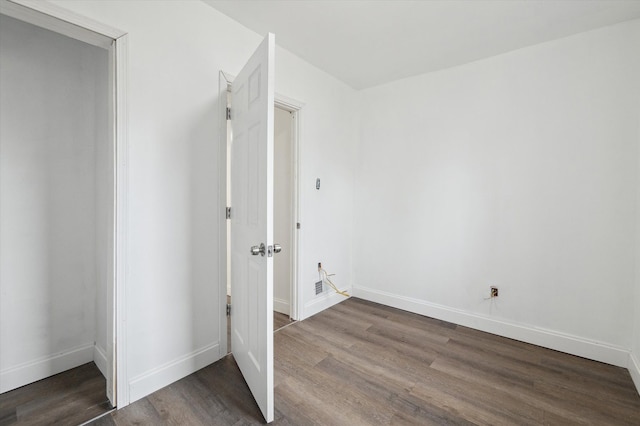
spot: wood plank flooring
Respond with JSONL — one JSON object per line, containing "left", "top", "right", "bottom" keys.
{"left": 92, "top": 297, "right": 639, "bottom": 425}
{"left": 0, "top": 362, "right": 111, "bottom": 426}
{"left": 274, "top": 311, "right": 295, "bottom": 332}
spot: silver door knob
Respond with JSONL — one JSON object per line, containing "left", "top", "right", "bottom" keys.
{"left": 250, "top": 243, "right": 266, "bottom": 256}
{"left": 273, "top": 244, "right": 282, "bottom": 254}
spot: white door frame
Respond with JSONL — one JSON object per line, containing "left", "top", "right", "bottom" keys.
{"left": 273, "top": 98, "right": 303, "bottom": 323}
{"left": 0, "top": 0, "right": 130, "bottom": 407}
{"left": 218, "top": 71, "right": 304, "bottom": 356}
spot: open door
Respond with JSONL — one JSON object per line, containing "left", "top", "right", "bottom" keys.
{"left": 229, "top": 33, "right": 275, "bottom": 423}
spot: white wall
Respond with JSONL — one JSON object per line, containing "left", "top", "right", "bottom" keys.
{"left": 94, "top": 45, "right": 112, "bottom": 378}
{"left": 633, "top": 109, "right": 640, "bottom": 392}
{"left": 0, "top": 15, "right": 109, "bottom": 392}
{"left": 634, "top": 297, "right": 640, "bottom": 391}
{"left": 274, "top": 107, "right": 292, "bottom": 315}
{"left": 354, "top": 19, "right": 640, "bottom": 367}
{"left": 275, "top": 46, "right": 358, "bottom": 316}
{"left": 50, "top": 0, "right": 358, "bottom": 404}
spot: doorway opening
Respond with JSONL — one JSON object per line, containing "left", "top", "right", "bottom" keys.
{"left": 0, "top": 0, "right": 129, "bottom": 419}
{"left": 273, "top": 106, "right": 297, "bottom": 332}
{"left": 219, "top": 72, "right": 303, "bottom": 355}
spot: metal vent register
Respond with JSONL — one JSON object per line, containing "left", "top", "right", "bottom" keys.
{"left": 315, "top": 280, "right": 323, "bottom": 295}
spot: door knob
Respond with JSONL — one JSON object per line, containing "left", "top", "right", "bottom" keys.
{"left": 250, "top": 243, "right": 266, "bottom": 256}
{"left": 273, "top": 244, "right": 282, "bottom": 254}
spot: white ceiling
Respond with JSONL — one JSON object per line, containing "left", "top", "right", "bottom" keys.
{"left": 203, "top": 1, "right": 640, "bottom": 90}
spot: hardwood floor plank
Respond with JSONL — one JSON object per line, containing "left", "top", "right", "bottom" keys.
{"left": 389, "top": 405, "right": 476, "bottom": 426}
{"left": 274, "top": 327, "right": 329, "bottom": 366}
{"left": 533, "top": 381, "right": 640, "bottom": 425}
{"left": 146, "top": 382, "right": 210, "bottom": 425}
{"left": 317, "top": 305, "right": 376, "bottom": 330}
{"left": 275, "top": 377, "right": 353, "bottom": 425}
{"left": 280, "top": 364, "right": 389, "bottom": 425}
{"left": 429, "top": 355, "right": 603, "bottom": 424}
{"left": 445, "top": 327, "right": 543, "bottom": 365}
{"left": 410, "top": 374, "right": 543, "bottom": 426}
{"left": 87, "top": 297, "right": 640, "bottom": 425}
{"left": 441, "top": 335, "right": 640, "bottom": 413}
{"left": 540, "top": 354, "right": 640, "bottom": 397}
{"left": 365, "top": 320, "right": 450, "bottom": 348}
{"left": 110, "top": 398, "right": 164, "bottom": 426}
{"left": 298, "top": 320, "right": 435, "bottom": 390}
{"left": 301, "top": 310, "right": 442, "bottom": 366}
{"left": 541, "top": 409, "right": 591, "bottom": 426}
{"left": 0, "top": 362, "right": 110, "bottom": 426}
{"left": 274, "top": 311, "right": 295, "bottom": 331}
{"left": 193, "top": 356, "right": 264, "bottom": 424}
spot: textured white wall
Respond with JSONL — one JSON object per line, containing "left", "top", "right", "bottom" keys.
{"left": 354, "top": 19, "right": 640, "bottom": 362}
{"left": 50, "top": 0, "right": 358, "bottom": 403}
{"left": 0, "top": 15, "right": 109, "bottom": 392}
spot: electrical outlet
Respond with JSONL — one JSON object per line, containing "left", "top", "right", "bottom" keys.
{"left": 490, "top": 286, "right": 498, "bottom": 298}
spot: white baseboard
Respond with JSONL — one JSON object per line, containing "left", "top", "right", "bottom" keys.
{"left": 0, "top": 343, "right": 94, "bottom": 393}
{"left": 93, "top": 344, "right": 108, "bottom": 379}
{"left": 303, "top": 286, "right": 351, "bottom": 320}
{"left": 128, "top": 342, "right": 220, "bottom": 403}
{"left": 353, "top": 285, "right": 630, "bottom": 368}
{"left": 629, "top": 352, "right": 640, "bottom": 395}
{"left": 274, "top": 298, "right": 290, "bottom": 315}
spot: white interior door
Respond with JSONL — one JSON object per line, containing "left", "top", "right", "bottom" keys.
{"left": 230, "top": 33, "right": 275, "bottom": 423}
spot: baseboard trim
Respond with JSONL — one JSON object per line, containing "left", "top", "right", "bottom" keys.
{"left": 629, "top": 352, "right": 640, "bottom": 395}
{"left": 0, "top": 343, "right": 94, "bottom": 393}
{"left": 128, "top": 342, "right": 220, "bottom": 403}
{"left": 274, "top": 298, "right": 290, "bottom": 316}
{"left": 353, "top": 285, "right": 630, "bottom": 368}
{"left": 303, "top": 286, "right": 351, "bottom": 320}
{"left": 93, "top": 344, "right": 108, "bottom": 379}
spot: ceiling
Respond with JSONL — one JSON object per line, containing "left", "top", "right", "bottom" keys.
{"left": 203, "top": 1, "right": 640, "bottom": 90}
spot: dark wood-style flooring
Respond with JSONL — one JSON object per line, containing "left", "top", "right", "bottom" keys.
{"left": 0, "top": 362, "right": 111, "bottom": 426}
{"left": 274, "top": 311, "right": 295, "bottom": 332}
{"left": 90, "top": 297, "right": 640, "bottom": 425}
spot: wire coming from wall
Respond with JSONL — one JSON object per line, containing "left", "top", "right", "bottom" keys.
{"left": 318, "top": 265, "right": 349, "bottom": 297}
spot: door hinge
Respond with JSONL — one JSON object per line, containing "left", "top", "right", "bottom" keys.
{"left": 226, "top": 303, "right": 231, "bottom": 316}
{"left": 226, "top": 107, "right": 231, "bottom": 120}
{"left": 296, "top": 222, "right": 301, "bottom": 229}
{"left": 226, "top": 207, "right": 231, "bottom": 219}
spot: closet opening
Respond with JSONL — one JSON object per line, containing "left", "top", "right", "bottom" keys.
{"left": 0, "top": 1, "right": 127, "bottom": 420}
